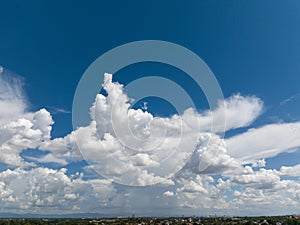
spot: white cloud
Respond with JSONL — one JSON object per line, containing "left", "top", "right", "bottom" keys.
{"left": 0, "top": 109, "right": 54, "bottom": 167}
{"left": 47, "top": 107, "right": 71, "bottom": 114}
{"left": 182, "top": 133, "right": 242, "bottom": 175}
{"left": 1, "top": 71, "right": 300, "bottom": 215}
{"left": 226, "top": 122, "right": 300, "bottom": 162}
{"left": 163, "top": 191, "right": 174, "bottom": 197}
{"left": 0, "top": 70, "right": 28, "bottom": 124}
{"left": 0, "top": 167, "right": 117, "bottom": 214}
{"left": 175, "top": 93, "right": 263, "bottom": 134}
{"left": 211, "top": 94, "right": 263, "bottom": 132}
{"left": 32, "top": 108, "right": 54, "bottom": 139}
{"left": 251, "top": 159, "right": 266, "bottom": 168}
{"left": 0, "top": 70, "right": 57, "bottom": 167}
{"left": 43, "top": 73, "right": 264, "bottom": 186}
{"left": 280, "top": 93, "right": 300, "bottom": 106}
{"left": 230, "top": 168, "right": 282, "bottom": 190}
{"left": 23, "top": 153, "right": 68, "bottom": 165}
{"left": 177, "top": 179, "right": 208, "bottom": 194}
{"left": 279, "top": 164, "right": 300, "bottom": 177}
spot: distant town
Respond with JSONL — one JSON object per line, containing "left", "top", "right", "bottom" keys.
{"left": 1, "top": 215, "right": 300, "bottom": 225}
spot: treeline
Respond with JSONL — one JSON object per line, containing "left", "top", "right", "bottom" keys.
{"left": 0, "top": 216, "right": 300, "bottom": 225}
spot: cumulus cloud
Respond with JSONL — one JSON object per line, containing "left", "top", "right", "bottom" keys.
{"left": 279, "top": 164, "right": 300, "bottom": 177}
{"left": 42, "top": 73, "right": 265, "bottom": 186}
{"left": 181, "top": 133, "right": 242, "bottom": 175}
{"left": 0, "top": 109, "right": 54, "bottom": 167}
{"left": 1, "top": 165, "right": 300, "bottom": 216}
{"left": 0, "top": 167, "right": 117, "bottom": 214}
{"left": 251, "top": 159, "right": 266, "bottom": 168}
{"left": 0, "top": 70, "right": 56, "bottom": 167}
{"left": 1, "top": 71, "right": 300, "bottom": 215}
{"left": 230, "top": 168, "right": 282, "bottom": 190}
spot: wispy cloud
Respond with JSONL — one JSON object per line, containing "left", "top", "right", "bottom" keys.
{"left": 47, "top": 106, "right": 71, "bottom": 114}
{"left": 0, "top": 67, "right": 28, "bottom": 124}
{"left": 280, "top": 93, "right": 300, "bottom": 106}
{"left": 23, "top": 153, "right": 68, "bottom": 165}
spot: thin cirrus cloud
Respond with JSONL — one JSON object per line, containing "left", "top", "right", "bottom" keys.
{"left": 0, "top": 69, "right": 28, "bottom": 124}
{"left": 1, "top": 72, "right": 300, "bottom": 214}
{"left": 23, "top": 153, "right": 68, "bottom": 166}
{"left": 226, "top": 122, "right": 300, "bottom": 163}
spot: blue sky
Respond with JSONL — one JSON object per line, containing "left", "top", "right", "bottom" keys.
{"left": 1, "top": 1, "right": 300, "bottom": 128}
{"left": 0, "top": 0, "right": 300, "bottom": 216}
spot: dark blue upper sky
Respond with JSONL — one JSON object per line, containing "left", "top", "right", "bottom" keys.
{"left": 1, "top": 0, "right": 300, "bottom": 137}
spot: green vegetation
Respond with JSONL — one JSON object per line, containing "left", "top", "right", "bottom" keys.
{"left": 0, "top": 215, "right": 299, "bottom": 225}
